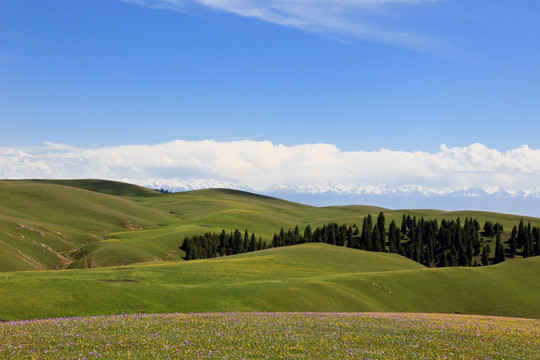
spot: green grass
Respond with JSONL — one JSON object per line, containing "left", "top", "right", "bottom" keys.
{"left": 1, "top": 179, "right": 538, "bottom": 357}
{"left": 2, "top": 312, "right": 538, "bottom": 359}
{"left": 1, "top": 179, "right": 539, "bottom": 271}
{"left": 0, "top": 180, "right": 177, "bottom": 271}
{"left": 0, "top": 243, "right": 538, "bottom": 321}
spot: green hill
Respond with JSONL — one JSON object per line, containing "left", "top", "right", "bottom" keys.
{"left": 1, "top": 243, "right": 538, "bottom": 321}
{"left": 32, "top": 179, "right": 161, "bottom": 197}
{"left": 0, "top": 179, "right": 539, "bottom": 272}
{"left": 0, "top": 180, "right": 175, "bottom": 271}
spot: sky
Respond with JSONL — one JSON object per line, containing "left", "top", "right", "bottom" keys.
{"left": 1, "top": 0, "right": 540, "bottom": 216}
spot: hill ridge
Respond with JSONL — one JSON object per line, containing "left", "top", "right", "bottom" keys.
{"left": 0, "top": 243, "right": 538, "bottom": 320}
{"left": 0, "top": 179, "right": 539, "bottom": 272}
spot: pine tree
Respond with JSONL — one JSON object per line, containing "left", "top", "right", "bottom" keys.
{"left": 250, "top": 232, "right": 257, "bottom": 252}
{"left": 376, "top": 212, "right": 386, "bottom": 252}
{"left": 243, "top": 229, "right": 249, "bottom": 253}
{"left": 346, "top": 226, "right": 354, "bottom": 248}
{"left": 483, "top": 221, "right": 494, "bottom": 237}
{"left": 328, "top": 225, "right": 336, "bottom": 245}
{"left": 360, "top": 215, "right": 373, "bottom": 250}
{"left": 388, "top": 220, "right": 399, "bottom": 253}
{"left": 233, "top": 229, "right": 243, "bottom": 254}
{"left": 303, "top": 225, "right": 312, "bottom": 243}
{"left": 517, "top": 219, "right": 525, "bottom": 254}
{"left": 372, "top": 227, "right": 382, "bottom": 252}
{"left": 481, "top": 246, "right": 489, "bottom": 266}
{"left": 401, "top": 214, "right": 407, "bottom": 236}
{"left": 494, "top": 222, "right": 503, "bottom": 235}
{"left": 294, "top": 226, "right": 300, "bottom": 245}
{"left": 534, "top": 226, "right": 540, "bottom": 256}
{"left": 495, "top": 233, "right": 505, "bottom": 263}
{"left": 523, "top": 222, "right": 532, "bottom": 258}
{"left": 509, "top": 226, "right": 517, "bottom": 258}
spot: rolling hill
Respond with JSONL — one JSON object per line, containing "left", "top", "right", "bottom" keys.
{"left": 1, "top": 179, "right": 539, "bottom": 272}
{"left": 0, "top": 243, "right": 539, "bottom": 320}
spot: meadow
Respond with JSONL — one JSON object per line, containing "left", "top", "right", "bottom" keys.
{"left": 1, "top": 244, "right": 539, "bottom": 321}
{"left": 1, "top": 312, "right": 538, "bottom": 359}
{"left": 1, "top": 179, "right": 539, "bottom": 272}
{"left": 1, "top": 180, "right": 540, "bottom": 358}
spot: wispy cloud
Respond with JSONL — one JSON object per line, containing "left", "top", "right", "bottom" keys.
{"left": 119, "top": 0, "right": 442, "bottom": 52}
{"left": 1, "top": 140, "right": 539, "bottom": 200}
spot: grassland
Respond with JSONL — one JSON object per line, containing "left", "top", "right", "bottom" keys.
{"left": 1, "top": 179, "right": 539, "bottom": 272}
{"left": 1, "top": 312, "right": 538, "bottom": 359}
{"left": 1, "top": 243, "right": 539, "bottom": 321}
{"left": 1, "top": 179, "right": 539, "bottom": 357}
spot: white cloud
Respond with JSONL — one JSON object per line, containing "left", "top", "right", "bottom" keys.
{"left": 119, "top": 0, "right": 442, "bottom": 52}
{"left": 1, "top": 140, "right": 539, "bottom": 200}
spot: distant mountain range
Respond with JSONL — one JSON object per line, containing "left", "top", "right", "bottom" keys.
{"left": 124, "top": 177, "right": 540, "bottom": 216}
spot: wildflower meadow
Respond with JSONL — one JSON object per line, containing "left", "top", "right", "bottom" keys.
{"left": 1, "top": 312, "right": 538, "bottom": 359}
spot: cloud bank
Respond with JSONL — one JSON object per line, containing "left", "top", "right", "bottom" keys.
{"left": 119, "top": 0, "right": 441, "bottom": 51}
{"left": 1, "top": 141, "right": 539, "bottom": 202}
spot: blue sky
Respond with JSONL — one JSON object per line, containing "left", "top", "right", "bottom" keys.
{"left": 1, "top": 0, "right": 540, "bottom": 215}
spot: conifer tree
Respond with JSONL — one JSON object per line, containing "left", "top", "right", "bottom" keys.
{"left": 517, "top": 219, "right": 525, "bottom": 253}
{"left": 483, "top": 221, "right": 494, "bottom": 237}
{"left": 376, "top": 212, "right": 386, "bottom": 251}
{"left": 523, "top": 222, "right": 532, "bottom": 258}
{"left": 303, "top": 225, "right": 312, "bottom": 243}
{"left": 533, "top": 226, "right": 540, "bottom": 256}
{"left": 509, "top": 226, "right": 517, "bottom": 258}
{"left": 494, "top": 222, "right": 503, "bottom": 235}
{"left": 346, "top": 226, "right": 354, "bottom": 248}
{"left": 372, "top": 227, "right": 382, "bottom": 252}
{"left": 233, "top": 229, "right": 243, "bottom": 254}
{"left": 360, "top": 215, "right": 373, "bottom": 250}
{"left": 481, "top": 246, "right": 489, "bottom": 266}
{"left": 388, "top": 220, "right": 399, "bottom": 253}
{"left": 328, "top": 225, "right": 336, "bottom": 245}
{"left": 243, "top": 229, "right": 250, "bottom": 253}
{"left": 294, "top": 225, "right": 301, "bottom": 245}
{"left": 495, "top": 233, "right": 505, "bottom": 263}
{"left": 401, "top": 214, "right": 407, "bottom": 236}
{"left": 250, "top": 232, "right": 257, "bottom": 252}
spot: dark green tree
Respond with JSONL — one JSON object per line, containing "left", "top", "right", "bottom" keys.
{"left": 533, "top": 226, "right": 540, "bottom": 256}
{"left": 303, "top": 225, "right": 312, "bottom": 243}
{"left": 483, "top": 221, "right": 494, "bottom": 237}
{"left": 243, "top": 229, "right": 250, "bottom": 253}
{"left": 376, "top": 212, "right": 386, "bottom": 252}
{"left": 495, "top": 233, "right": 505, "bottom": 264}
{"left": 388, "top": 220, "right": 400, "bottom": 253}
{"left": 494, "top": 222, "right": 503, "bottom": 235}
{"left": 401, "top": 214, "right": 408, "bottom": 236}
{"left": 249, "top": 232, "right": 257, "bottom": 252}
{"left": 233, "top": 229, "right": 243, "bottom": 254}
{"left": 481, "top": 245, "right": 489, "bottom": 266}
{"left": 372, "top": 227, "right": 382, "bottom": 252}
{"left": 517, "top": 219, "right": 525, "bottom": 254}
{"left": 360, "top": 215, "right": 373, "bottom": 250}
{"left": 509, "top": 226, "right": 517, "bottom": 258}
{"left": 523, "top": 222, "right": 532, "bottom": 258}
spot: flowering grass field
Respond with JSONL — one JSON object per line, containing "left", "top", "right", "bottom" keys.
{"left": 1, "top": 312, "right": 538, "bottom": 359}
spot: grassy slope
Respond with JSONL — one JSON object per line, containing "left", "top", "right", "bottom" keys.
{"left": 1, "top": 179, "right": 539, "bottom": 272}
{"left": 0, "top": 243, "right": 538, "bottom": 321}
{"left": 0, "top": 180, "right": 176, "bottom": 271}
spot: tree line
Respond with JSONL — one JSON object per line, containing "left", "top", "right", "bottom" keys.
{"left": 180, "top": 214, "right": 540, "bottom": 267}
{"left": 181, "top": 229, "right": 268, "bottom": 260}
